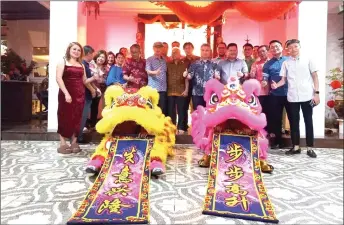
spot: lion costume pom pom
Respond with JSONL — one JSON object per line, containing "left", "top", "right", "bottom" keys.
{"left": 86, "top": 85, "right": 176, "bottom": 176}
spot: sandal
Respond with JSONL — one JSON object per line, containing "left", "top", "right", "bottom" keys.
{"left": 198, "top": 154, "right": 211, "bottom": 168}
{"left": 260, "top": 160, "right": 274, "bottom": 174}
{"left": 57, "top": 145, "right": 72, "bottom": 154}
{"left": 70, "top": 143, "right": 82, "bottom": 153}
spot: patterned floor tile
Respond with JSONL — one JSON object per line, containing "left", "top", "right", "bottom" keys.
{"left": 1, "top": 141, "right": 343, "bottom": 224}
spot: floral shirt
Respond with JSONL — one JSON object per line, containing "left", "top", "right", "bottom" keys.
{"left": 122, "top": 58, "right": 148, "bottom": 89}
{"left": 89, "top": 60, "right": 107, "bottom": 89}
{"left": 188, "top": 59, "right": 217, "bottom": 96}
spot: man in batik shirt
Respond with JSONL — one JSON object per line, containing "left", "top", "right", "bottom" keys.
{"left": 186, "top": 43, "right": 218, "bottom": 110}
{"left": 122, "top": 44, "right": 148, "bottom": 89}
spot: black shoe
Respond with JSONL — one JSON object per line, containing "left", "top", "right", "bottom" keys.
{"left": 285, "top": 147, "right": 301, "bottom": 155}
{"left": 77, "top": 138, "right": 90, "bottom": 144}
{"left": 307, "top": 149, "right": 317, "bottom": 158}
{"left": 271, "top": 143, "right": 288, "bottom": 149}
{"left": 270, "top": 144, "right": 280, "bottom": 149}
{"left": 85, "top": 166, "right": 99, "bottom": 175}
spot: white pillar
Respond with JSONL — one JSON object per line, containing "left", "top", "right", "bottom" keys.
{"left": 47, "top": 2, "right": 79, "bottom": 132}
{"left": 298, "top": 1, "right": 328, "bottom": 138}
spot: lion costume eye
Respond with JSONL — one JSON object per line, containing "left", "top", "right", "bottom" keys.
{"left": 247, "top": 94, "right": 257, "bottom": 107}
{"left": 110, "top": 101, "right": 116, "bottom": 109}
{"left": 147, "top": 99, "right": 153, "bottom": 109}
{"left": 209, "top": 93, "right": 219, "bottom": 105}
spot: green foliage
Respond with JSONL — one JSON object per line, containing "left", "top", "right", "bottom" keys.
{"left": 1, "top": 48, "right": 36, "bottom": 76}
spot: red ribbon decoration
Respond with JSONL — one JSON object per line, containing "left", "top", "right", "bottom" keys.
{"left": 153, "top": 1, "right": 299, "bottom": 26}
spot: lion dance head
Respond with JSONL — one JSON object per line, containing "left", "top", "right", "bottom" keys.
{"left": 87, "top": 85, "right": 176, "bottom": 176}
{"left": 191, "top": 77, "right": 269, "bottom": 162}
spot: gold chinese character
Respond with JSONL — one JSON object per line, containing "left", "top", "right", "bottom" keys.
{"left": 113, "top": 165, "right": 133, "bottom": 184}
{"left": 225, "top": 183, "right": 248, "bottom": 195}
{"left": 226, "top": 143, "right": 243, "bottom": 162}
{"left": 105, "top": 184, "right": 131, "bottom": 196}
{"left": 97, "top": 198, "right": 131, "bottom": 214}
{"left": 123, "top": 147, "right": 137, "bottom": 164}
{"left": 225, "top": 195, "right": 249, "bottom": 211}
{"left": 225, "top": 165, "right": 244, "bottom": 181}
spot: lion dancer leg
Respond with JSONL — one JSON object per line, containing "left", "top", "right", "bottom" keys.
{"left": 86, "top": 137, "right": 111, "bottom": 174}
{"left": 259, "top": 131, "right": 274, "bottom": 173}
{"left": 150, "top": 142, "right": 169, "bottom": 176}
{"left": 198, "top": 142, "right": 212, "bottom": 168}
{"left": 191, "top": 107, "right": 212, "bottom": 168}
{"left": 150, "top": 117, "right": 176, "bottom": 176}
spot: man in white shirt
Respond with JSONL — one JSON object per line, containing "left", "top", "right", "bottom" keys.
{"left": 271, "top": 39, "right": 319, "bottom": 158}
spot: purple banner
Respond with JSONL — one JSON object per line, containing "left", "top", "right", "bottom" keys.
{"left": 203, "top": 133, "right": 279, "bottom": 223}
{"left": 68, "top": 138, "right": 153, "bottom": 224}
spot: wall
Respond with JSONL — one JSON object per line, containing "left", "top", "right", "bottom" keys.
{"left": 222, "top": 11, "right": 295, "bottom": 58}
{"left": 144, "top": 23, "right": 208, "bottom": 57}
{"left": 7, "top": 20, "right": 49, "bottom": 63}
{"left": 326, "top": 13, "right": 343, "bottom": 83}
{"left": 86, "top": 12, "right": 137, "bottom": 52}
{"left": 222, "top": 11, "right": 260, "bottom": 58}
{"left": 325, "top": 12, "right": 344, "bottom": 128}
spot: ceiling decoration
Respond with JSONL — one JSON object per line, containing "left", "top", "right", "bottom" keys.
{"left": 277, "top": 2, "right": 300, "bottom": 20}
{"left": 151, "top": 1, "right": 299, "bottom": 26}
{"left": 153, "top": 1, "right": 232, "bottom": 26}
{"left": 82, "top": 1, "right": 106, "bottom": 19}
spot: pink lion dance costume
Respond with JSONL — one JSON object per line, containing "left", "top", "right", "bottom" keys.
{"left": 191, "top": 76, "right": 274, "bottom": 173}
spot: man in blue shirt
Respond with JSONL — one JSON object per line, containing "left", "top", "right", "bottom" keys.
{"left": 262, "top": 40, "right": 292, "bottom": 149}
{"left": 78, "top": 45, "right": 96, "bottom": 144}
{"left": 146, "top": 42, "right": 168, "bottom": 116}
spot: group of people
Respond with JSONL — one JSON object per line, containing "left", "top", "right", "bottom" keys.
{"left": 56, "top": 38, "right": 319, "bottom": 158}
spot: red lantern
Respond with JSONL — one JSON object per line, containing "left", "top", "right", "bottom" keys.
{"left": 330, "top": 80, "right": 342, "bottom": 90}
{"left": 327, "top": 100, "right": 335, "bottom": 108}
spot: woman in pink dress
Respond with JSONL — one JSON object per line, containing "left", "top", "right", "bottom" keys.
{"left": 56, "top": 42, "right": 96, "bottom": 154}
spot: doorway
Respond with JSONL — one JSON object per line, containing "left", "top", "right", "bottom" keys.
{"left": 145, "top": 23, "right": 209, "bottom": 57}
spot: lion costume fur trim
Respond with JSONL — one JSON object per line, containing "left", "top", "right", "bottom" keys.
{"left": 90, "top": 85, "right": 176, "bottom": 164}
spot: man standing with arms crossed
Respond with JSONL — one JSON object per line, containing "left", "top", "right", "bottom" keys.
{"left": 271, "top": 39, "right": 318, "bottom": 158}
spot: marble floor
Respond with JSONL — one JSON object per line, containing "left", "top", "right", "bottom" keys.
{"left": 1, "top": 141, "right": 343, "bottom": 224}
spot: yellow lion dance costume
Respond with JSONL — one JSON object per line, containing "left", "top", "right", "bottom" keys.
{"left": 85, "top": 85, "right": 176, "bottom": 176}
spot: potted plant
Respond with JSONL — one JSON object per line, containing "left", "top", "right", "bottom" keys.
{"left": 325, "top": 67, "right": 344, "bottom": 131}
{"left": 1, "top": 48, "right": 36, "bottom": 81}
{"left": 1, "top": 48, "right": 37, "bottom": 122}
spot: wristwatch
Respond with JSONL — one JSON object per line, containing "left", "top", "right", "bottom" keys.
{"left": 315, "top": 91, "right": 319, "bottom": 94}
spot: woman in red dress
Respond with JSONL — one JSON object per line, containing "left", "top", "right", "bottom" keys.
{"left": 56, "top": 42, "right": 96, "bottom": 154}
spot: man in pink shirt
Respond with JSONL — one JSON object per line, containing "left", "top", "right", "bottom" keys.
{"left": 250, "top": 45, "right": 270, "bottom": 132}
